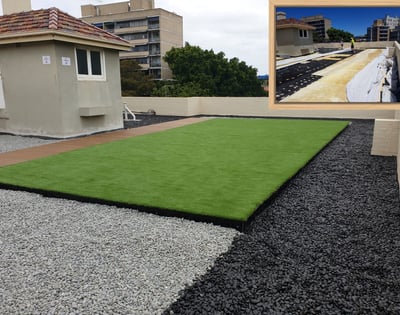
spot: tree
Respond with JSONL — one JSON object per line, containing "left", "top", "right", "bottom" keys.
{"left": 156, "top": 43, "right": 267, "bottom": 97}
{"left": 312, "top": 31, "right": 325, "bottom": 43}
{"left": 327, "top": 28, "right": 354, "bottom": 42}
{"left": 120, "top": 59, "right": 156, "bottom": 96}
{"left": 151, "top": 81, "right": 208, "bottom": 97}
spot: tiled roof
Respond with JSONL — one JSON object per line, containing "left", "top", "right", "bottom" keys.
{"left": 276, "top": 18, "right": 316, "bottom": 30}
{"left": 0, "top": 8, "right": 130, "bottom": 47}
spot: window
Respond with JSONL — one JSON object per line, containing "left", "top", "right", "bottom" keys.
{"left": 121, "top": 32, "right": 147, "bottom": 40}
{"left": 93, "top": 23, "right": 103, "bottom": 29}
{"left": 149, "top": 43, "right": 160, "bottom": 55}
{"left": 148, "top": 30, "right": 160, "bottom": 42}
{"left": 150, "top": 56, "right": 161, "bottom": 67}
{"left": 132, "top": 44, "right": 148, "bottom": 52}
{"left": 104, "top": 22, "right": 115, "bottom": 32}
{"left": 148, "top": 17, "right": 160, "bottom": 29}
{"left": 135, "top": 57, "right": 149, "bottom": 65}
{"left": 75, "top": 48, "right": 105, "bottom": 80}
{"left": 299, "top": 29, "right": 308, "bottom": 38}
{"left": 131, "top": 19, "right": 147, "bottom": 27}
{"left": 116, "top": 19, "right": 148, "bottom": 29}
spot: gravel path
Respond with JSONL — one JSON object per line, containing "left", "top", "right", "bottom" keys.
{"left": 165, "top": 120, "right": 400, "bottom": 314}
{"left": 0, "top": 191, "right": 238, "bottom": 314}
{"left": 0, "top": 135, "right": 60, "bottom": 153}
{"left": 0, "top": 123, "right": 239, "bottom": 314}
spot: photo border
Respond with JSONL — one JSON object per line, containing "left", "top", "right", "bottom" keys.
{"left": 269, "top": 0, "right": 400, "bottom": 110}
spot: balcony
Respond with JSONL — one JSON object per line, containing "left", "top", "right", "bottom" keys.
{"left": 149, "top": 36, "right": 160, "bottom": 43}
{"left": 148, "top": 23, "right": 160, "bottom": 30}
{"left": 114, "top": 26, "right": 148, "bottom": 34}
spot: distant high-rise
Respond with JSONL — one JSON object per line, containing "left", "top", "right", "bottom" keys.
{"left": 301, "top": 15, "right": 332, "bottom": 40}
{"left": 384, "top": 14, "right": 400, "bottom": 30}
{"left": 367, "top": 17, "right": 396, "bottom": 41}
{"left": 81, "top": 0, "right": 183, "bottom": 80}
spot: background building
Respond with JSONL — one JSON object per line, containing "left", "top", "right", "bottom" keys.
{"left": 384, "top": 14, "right": 400, "bottom": 30}
{"left": 81, "top": 0, "right": 183, "bottom": 80}
{"left": 301, "top": 15, "right": 332, "bottom": 41}
{"left": 367, "top": 19, "right": 390, "bottom": 41}
{"left": 367, "top": 16, "right": 400, "bottom": 42}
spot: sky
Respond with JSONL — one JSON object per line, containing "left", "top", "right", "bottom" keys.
{"left": 0, "top": 0, "right": 268, "bottom": 75}
{"left": 278, "top": 7, "right": 400, "bottom": 37}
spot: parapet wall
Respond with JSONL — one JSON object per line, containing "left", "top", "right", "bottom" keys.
{"left": 314, "top": 41, "right": 396, "bottom": 50}
{"left": 123, "top": 96, "right": 395, "bottom": 119}
{"left": 370, "top": 41, "right": 400, "bottom": 187}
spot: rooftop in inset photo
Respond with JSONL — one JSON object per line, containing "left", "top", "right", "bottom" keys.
{"left": 272, "top": 5, "right": 400, "bottom": 105}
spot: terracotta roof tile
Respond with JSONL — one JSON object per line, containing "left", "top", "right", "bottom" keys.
{"left": 276, "top": 18, "right": 316, "bottom": 30}
{"left": 0, "top": 8, "right": 130, "bottom": 47}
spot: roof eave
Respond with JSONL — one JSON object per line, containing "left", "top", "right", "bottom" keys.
{"left": 0, "top": 31, "right": 132, "bottom": 51}
{"left": 276, "top": 24, "right": 316, "bottom": 31}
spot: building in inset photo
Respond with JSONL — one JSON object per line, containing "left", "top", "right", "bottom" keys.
{"left": 276, "top": 12, "right": 316, "bottom": 57}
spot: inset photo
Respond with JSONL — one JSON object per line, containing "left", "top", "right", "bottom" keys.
{"left": 269, "top": 0, "right": 400, "bottom": 109}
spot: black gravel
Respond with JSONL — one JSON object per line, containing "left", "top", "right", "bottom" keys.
{"left": 164, "top": 120, "right": 400, "bottom": 314}
{"left": 276, "top": 52, "right": 359, "bottom": 101}
{"left": 124, "top": 114, "right": 185, "bottom": 129}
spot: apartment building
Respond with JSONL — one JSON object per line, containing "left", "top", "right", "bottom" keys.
{"left": 301, "top": 15, "right": 332, "bottom": 40}
{"left": 367, "top": 19, "right": 390, "bottom": 41}
{"left": 81, "top": 0, "right": 183, "bottom": 80}
{"left": 366, "top": 15, "right": 400, "bottom": 42}
{"left": 384, "top": 14, "right": 400, "bottom": 30}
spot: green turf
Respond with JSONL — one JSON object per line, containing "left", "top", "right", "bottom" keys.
{"left": 0, "top": 118, "right": 348, "bottom": 221}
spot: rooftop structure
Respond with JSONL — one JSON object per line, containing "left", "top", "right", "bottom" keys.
{"left": 0, "top": 7, "right": 131, "bottom": 138}
{"left": 276, "top": 15, "right": 316, "bottom": 57}
{"left": 81, "top": 0, "right": 183, "bottom": 80}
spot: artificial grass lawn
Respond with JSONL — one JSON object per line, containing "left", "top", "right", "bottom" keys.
{"left": 0, "top": 118, "right": 348, "bottom": 221}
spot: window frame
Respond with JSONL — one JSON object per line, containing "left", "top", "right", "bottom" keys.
{"left": 299, "top": 29, "right": 309, "bottom": 38}
{"left": 75, "top": 47, "right": 106, "bottom": 81}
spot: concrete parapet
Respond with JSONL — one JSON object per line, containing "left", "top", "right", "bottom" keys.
{"left": 314, "top": 41, "right": 395, "bottom": 51}
{"left": 123, "top": 96, "right": 396, "bottom": 120}
{"left": 371, "top": 119, "right": 400, "bottom": 156}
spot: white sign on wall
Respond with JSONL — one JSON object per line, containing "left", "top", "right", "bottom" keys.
{"left": 42, "top": 56, "right": 51, "bottom": 65}
{"left": 62, "top": 57, "right": 71, "bottom": 66}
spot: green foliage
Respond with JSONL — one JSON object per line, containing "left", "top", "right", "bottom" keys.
{"left": 155, "top": 43, "right": 267, "bottom": 97}
{"left": 327, "top": 28, "right": 354, "bottom": 42}
{"left": 152, "top": 81, "right": 208, "bottom": 97}
{"left": 120, "top": 59, "right": 156, "bottom": 96}
{"left": 312, "top": 31, "right": 325, "bottom": 43}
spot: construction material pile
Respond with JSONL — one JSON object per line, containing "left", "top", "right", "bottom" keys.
{"left": 347, "top": 48, "right": 399, "bottom": 102}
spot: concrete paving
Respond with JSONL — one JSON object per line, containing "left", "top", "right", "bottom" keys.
{"left": 279, "top": 49, "right": 384, "bottom": 103}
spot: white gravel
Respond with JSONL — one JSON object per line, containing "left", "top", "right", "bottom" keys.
{"left": 0, "top": 135, "right": 240, "bottom": 314}
{"left": 0, "top": 134, "right": 60, "bottom": 153}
